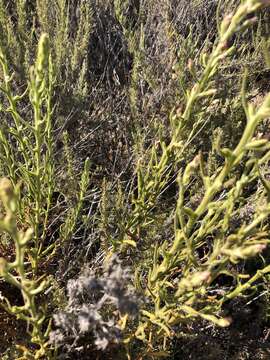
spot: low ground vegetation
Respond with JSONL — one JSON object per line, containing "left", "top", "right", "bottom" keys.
{"left": 0, "top": 0, "right": 269, "bottom": 359}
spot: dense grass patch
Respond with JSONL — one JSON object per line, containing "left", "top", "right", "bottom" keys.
{"left": 0, "top": 1, "right": 270, "bottom": 359}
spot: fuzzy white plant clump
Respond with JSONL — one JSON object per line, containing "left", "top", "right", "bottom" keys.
{"left": 50, "top": 254, "right": 139, "bottom": 352}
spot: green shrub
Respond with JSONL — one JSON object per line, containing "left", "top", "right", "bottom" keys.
{"left": 0, "top": 1, "right": 270, "bottom": 359}
{"left": 0, "top": 33, "right": 90, "bottom": 358}
{"left": 104, "top": 0, "right": 270, "bottom": 356}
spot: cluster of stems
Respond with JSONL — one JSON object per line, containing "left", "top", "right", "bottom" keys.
{"left": 0, "top": 178, "right": 52, "bottom": 359}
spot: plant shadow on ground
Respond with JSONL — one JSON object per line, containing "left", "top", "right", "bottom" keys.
{"left": 172, "top": 298, "right": 270, "bottom": 360}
